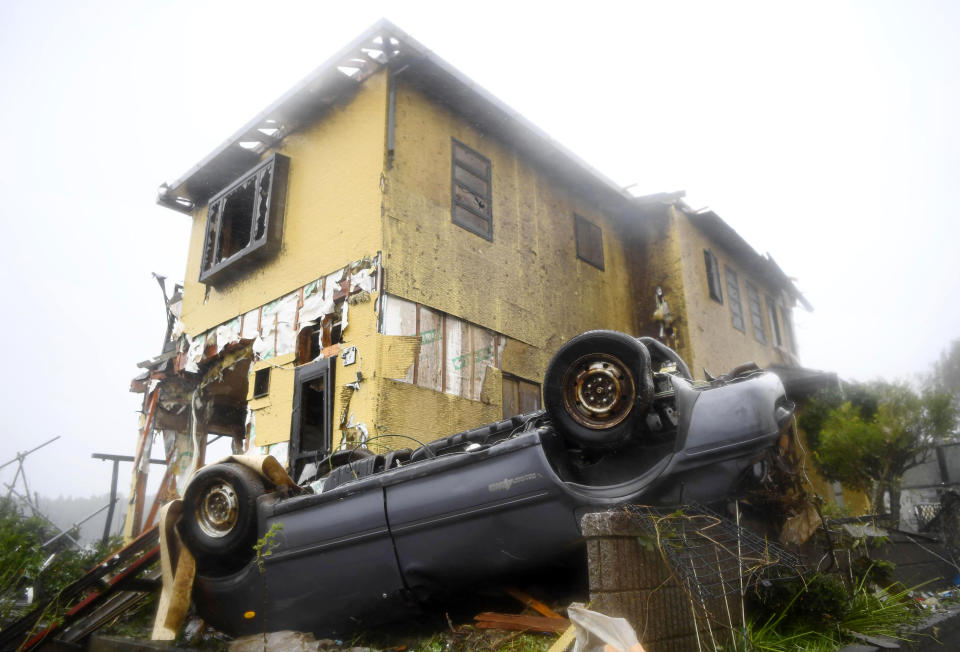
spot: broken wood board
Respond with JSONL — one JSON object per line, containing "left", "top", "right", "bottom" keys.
{"left": 473, "top": 612, "right": 571, "bottom": 633}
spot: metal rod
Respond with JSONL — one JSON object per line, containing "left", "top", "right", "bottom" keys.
{"left": 92, "top": 453, "right": 166, "bottom": 465}
{"left": 0, "top": 436, "right": 61, "bottom": 471}
{"left": 42, "top": 502, "right": 112, "bottom": 548}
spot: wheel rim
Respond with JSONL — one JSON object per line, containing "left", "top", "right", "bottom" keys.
{"left": 561, "top": 353, "right": 636, "bottom": 429}
{"left": 197, "top": 481, "right": 239, "bottom": 538}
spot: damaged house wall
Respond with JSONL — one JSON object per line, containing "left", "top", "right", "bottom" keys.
{"left": 381, "top": 79, "right": 647, "bottom": 361}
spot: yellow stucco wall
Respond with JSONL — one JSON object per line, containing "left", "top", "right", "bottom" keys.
{"left": 179, "top": 71, "right": 389, "bottom": 336}
{"left": 248, "top": 353, "right": 297, "bottom": 447}
{"left": 381, "top": 81, "right": 644, "bottom": 357}
{"left": 372, "top": 377, "right": 503, "bottom": 450}
{"left": 669, "top": 208, "right": 797, "bottom": 378}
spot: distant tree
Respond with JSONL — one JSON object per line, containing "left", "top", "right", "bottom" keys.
{"left": 928, "top": 338, "right": 960, "bottom": 413}
{"left": 812, "top": 382, "right": 957, "bottom": 522}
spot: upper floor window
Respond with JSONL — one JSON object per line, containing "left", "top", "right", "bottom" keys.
{"left": 725, "top": 266, "right": 745, "bottom": 332}
{"left": 745, "top": 281, "right": 767, "bottom": 344}
{"left": 781, "top": 305, "right": 798, "bottom": 353}
{"left": 451, "top": 139, "right": 492, "bottom": 240}
{"left": 200, "top": 153, "right": 290, "bottom": 285}
{"left": 703, "top": 249, "right": 723, "bottom": 303}
{"left": 766, "top": 296, "right": 783, "bottom": 347}
{"left": 574, "top": 214, "right": 604, "bottom": 270}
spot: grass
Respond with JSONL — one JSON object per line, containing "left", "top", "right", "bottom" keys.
{"left": 364, "top": 627, "right": 556, "bottom": 651}
{"left": 728, "top": 572, "right": 927, "bottom": 651}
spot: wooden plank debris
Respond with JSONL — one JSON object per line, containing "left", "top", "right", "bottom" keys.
{"left": 473, "top": 612, "right": 570, "bottom": 634}
{"left": 505, "top": 587, "right": 565, "bottom": 620}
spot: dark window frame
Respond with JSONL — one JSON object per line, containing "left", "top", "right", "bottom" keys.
{"left": 252, "top": 368, "right": 270, "bottom": 398}
{"left": 450, "top": 139, "right": 493, "bottom": 241}
{"left": 704, "top": 249, "right": 723, "bottom": 303}
{"left": 745, "top": 281, "right": 767, "bottom": 344}
{"left": 289, "top": 357, "right": 334, "bottom": 482}
{"left": 574, "top": 214, "right": 605, "bottom": 270}
{"left": 200, "top": 153, "right": 290, "bottom": 285}
{"left": 725, "top": 266, "right": 745, "bottom": 332}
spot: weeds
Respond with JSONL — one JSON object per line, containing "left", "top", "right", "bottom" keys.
{"left": 731, "top": 573, "right": 926, "bottom": 651}
{"left": 410, "top": 630, "right": 554, "bottom": 651}
{"left": 253, "top": 522, "right": 283, "bottom": 573}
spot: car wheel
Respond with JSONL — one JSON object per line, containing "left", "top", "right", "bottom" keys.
{"left": 179, "top": 462, "right": 265, "bottom": 575}
{"left": 544, "top": 330, "right": 653, "bottom": 449}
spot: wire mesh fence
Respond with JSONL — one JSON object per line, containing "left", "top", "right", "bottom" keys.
{"left": 914, "top": 503, "right": 942, "bottom": 532}
{"left": 622, "top": 502, "right": 806, "bottom": 650}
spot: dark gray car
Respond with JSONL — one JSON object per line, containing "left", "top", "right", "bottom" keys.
{"left": 177, "top": 330, "right": 794, "bottom": 636}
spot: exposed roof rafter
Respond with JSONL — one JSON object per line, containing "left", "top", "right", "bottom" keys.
{"left": 156, "top": 19, "right": 636, "bottom": 218}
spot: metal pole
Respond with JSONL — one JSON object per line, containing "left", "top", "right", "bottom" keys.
{"left": 101, "top": 459, "right": 120, "bottom": 547}
{"left": 20, "top": 459, "right": 35, "bottom": 514}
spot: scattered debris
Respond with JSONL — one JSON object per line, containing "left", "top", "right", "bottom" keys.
{"left": 567, "top": 603, "right": 643, "bottom": 652}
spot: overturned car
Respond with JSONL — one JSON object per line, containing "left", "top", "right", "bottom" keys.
{"left": 177, "top": 330, "right": 794, "bottom": 636}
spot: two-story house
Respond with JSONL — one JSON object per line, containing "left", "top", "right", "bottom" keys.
{"left": 125, "top": 20, "right": 819, "bottom": 538}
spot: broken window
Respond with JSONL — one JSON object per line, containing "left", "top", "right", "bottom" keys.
{"left": 502, "top": 375, "right": 541, "bottom": 419}
{"left": 296, "top": 314, "right": 343, "bottom": 365}
{"left": 574, "top": 214, "right": 604, "bottom": 270}
{"left": 745, "top": 281, "right": 766, "bottom": 345}
{"left": 781, "top": 305, "right": 797, "bottom": 353}
{"left": 199, "top": 153, "right": 290, "bottom": 285}
{"left": 725, "top": 266, "right": 745, "bottom": 332}
{"left": 289, "top": 358, "right": 333, "bottom": 482}
{"left": 703, "top": 249, "right": 723, "bottom": 303}
{"left": 451, "top": 139, "right": 492, "bottom": 240}
{"left": 766, "top": 296, "right": 783, "bottom": 347}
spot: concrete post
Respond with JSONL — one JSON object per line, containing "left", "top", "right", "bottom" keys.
{"left": 582, "top": 510, "right": 741, "bottom": 652}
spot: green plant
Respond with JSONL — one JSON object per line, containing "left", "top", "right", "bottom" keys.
{"left": 253, "top": 522, "right": 284, "bottom": 573}
{"left": 0, "top": 497, "right": 118, "bottom": 626}
{"left": 731, "top": 617, "right": 838, "bottom": 651}
{"left": 736, "top": 572, "right": 926, "bottom": 651}
{"left": 753, "top": 574, "right": 849, "bottom": 632}
{"left": 851, "top": 558, "right": 896, "bottom": 587}
{"left": 818, "top": 500, "right": 851, "bottom": 520}
{"left": 841, "top": 578, "right": 924, "bottom": 640}
{"left": 811, "top": 382, "right": 957, "bottom": 522}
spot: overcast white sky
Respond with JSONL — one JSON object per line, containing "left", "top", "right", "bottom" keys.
{"left": 1, "top": 0, "right": 959, "bottom": 500}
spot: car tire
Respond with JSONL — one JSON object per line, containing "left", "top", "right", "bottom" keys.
{"left": 544, "top": 330, "right": 653, "bottom": 450}
{"left": 179, "top": 462, "right": 265, "bottom": 575}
